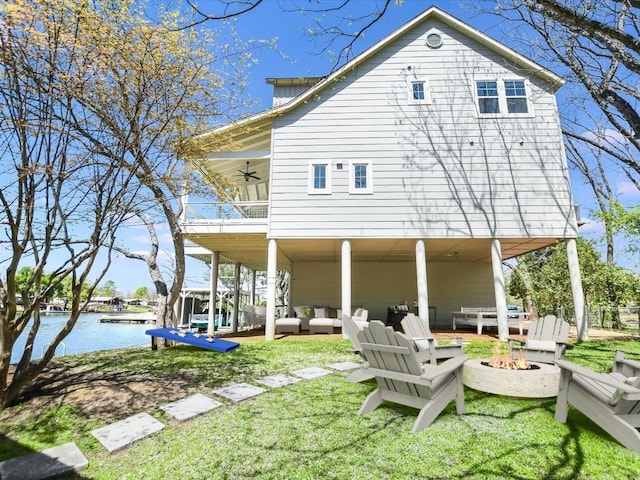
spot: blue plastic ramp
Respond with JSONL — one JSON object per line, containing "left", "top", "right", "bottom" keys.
{"left": 145, "top": 328, "right": 240, "bottom": 353}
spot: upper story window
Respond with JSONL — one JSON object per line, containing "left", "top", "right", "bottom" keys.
{"left": 308, "top": 162, "right": 331, "bottom": 194}
{"left": 409, "top": 80, "right": 430, "bottom": 104}
{"left": 504, "top": 80, "right": 528, "bottom": 114}
{"left": 475, "top": 79, "right": 531, "bottom": 117}
{"left": 349, "top": 161, "right": 373, "bottom": 194}
{"left": 476, "top": 81, "right": 499, "bottom": 114}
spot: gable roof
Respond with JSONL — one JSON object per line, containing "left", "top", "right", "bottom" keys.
{"left": 193, "top": 6, "right": 564, "bottom": 151}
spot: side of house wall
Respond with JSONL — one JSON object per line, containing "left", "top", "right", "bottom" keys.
{"left": 267, "top": 18, "right": 576, "bottom": 240}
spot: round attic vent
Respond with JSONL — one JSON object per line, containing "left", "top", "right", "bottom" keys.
{"left": 425, "top": 32, "right": 443, "bottom": 48}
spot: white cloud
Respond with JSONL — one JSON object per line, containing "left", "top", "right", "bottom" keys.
{"left": 579, "top": 217, "right": 605, "bottom": 236}
{"left": 617, "top": 181, "right": 640, "bottom": 198}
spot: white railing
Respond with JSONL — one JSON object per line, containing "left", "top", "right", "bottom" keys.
{"left": 184, "top": 201, "right": 268, "bottom": 221}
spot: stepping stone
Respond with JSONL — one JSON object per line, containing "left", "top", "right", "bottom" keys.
{"left": 0, "top": 442, "right": 88, "bottom": 480}
{"left": 213, "top": 383, "right": 266, "bottom": 402}
{"left": 92, "top": 412, "right": 164, "bottom": 453}
{"left": 291, "top": 366, "right": 333, "bottom": 380}
{"left": 254, "top": 374, "right": 302, "bottom": 388}
{"left": 160, "top": 393, "right": 223, "bottom": 421}
{"left": 327, "top": 361, "right": 362, "bottom": 371}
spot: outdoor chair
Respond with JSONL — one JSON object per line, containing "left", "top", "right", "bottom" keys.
{"left": 342, "top": 312, "right": 374, "bottom": 383}
{"left": 401, "top": 313, "right": 463, "bottom": 365}
{"left": 508, "top": 314, "right": 572, "bottom": 363}
{"left": 554, "top": 350, "right": 640, "bottom": 452}
{"left": 356, "top": 321, "right": 467, "bottom": 433}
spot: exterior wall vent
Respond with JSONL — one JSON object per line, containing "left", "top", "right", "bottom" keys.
{"left": 425, "top": 32, "right": 443, "bottom": 49}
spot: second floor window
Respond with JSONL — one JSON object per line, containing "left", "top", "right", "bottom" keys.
{"left": 475, "top": 79, "right": 531, "bottom": 116}
{"left": 350, "top": 161, "right": 373, "bottom": 194}
{"left": 476, "top": 81, "right": 499, "bottom": 114}
{"left": 308, "top": 162, "right": 331, "bottom": 194}
{"left": 409, "top": 80, "right": 430, "bottom": 104}
{"left": 504, "top": 80, "right": 528, "bottom": 113}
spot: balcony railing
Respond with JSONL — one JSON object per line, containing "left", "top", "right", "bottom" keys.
{"left": 183, "top": 201, "right": 268, "bottom": 223}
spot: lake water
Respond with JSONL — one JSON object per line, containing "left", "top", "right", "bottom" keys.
{"left": 11, "top": 313, "right": 150, "bottom": 364}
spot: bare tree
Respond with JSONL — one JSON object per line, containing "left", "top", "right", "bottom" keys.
{"left": 0, "top": 0, "right": 141, "bottom": 406}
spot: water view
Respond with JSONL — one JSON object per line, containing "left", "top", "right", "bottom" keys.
{"left": 11, "top": 312, "right": 150, "bottom": 364}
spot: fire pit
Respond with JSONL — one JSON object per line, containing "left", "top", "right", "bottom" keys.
{"left": 463, "top": 343, "right": 560, "bottom": 398}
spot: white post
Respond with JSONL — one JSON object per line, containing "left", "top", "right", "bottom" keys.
{"left": 232, "top": 263, "right": 241, "bottom": 333}
{"left": 341, "top": 239, "right": 352, "bottom": 339}
{"left": 415, "top": 240, "right": 429, "bottom": 323}
{"left": 208, "top": 252, "right": 219, "bottom": 337}
{"left": 491, "top": 239, "right": 509, "bottom": 341}
{"left": 265, "top": 239, "right": 278, "bottom": 341}
{"left": 567, "top": 238, "right": 587, "bottom": 340}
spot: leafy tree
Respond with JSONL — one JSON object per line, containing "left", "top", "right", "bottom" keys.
{"left": 133, "top": 287, "right": 149, "bottom": 299}
{"left": 99, "top": 280, "right": 117, "bottom": 298}
{"left": 508, "top": 238, "right": 639, "bottom": 326}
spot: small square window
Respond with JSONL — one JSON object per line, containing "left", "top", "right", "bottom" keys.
{"left": 349, "top": 161, "right": 373, "bottom": 194}
{"left": 308, "top": 162, "right": 331, "bottom": 194}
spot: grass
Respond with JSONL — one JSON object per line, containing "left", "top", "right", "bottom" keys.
{"left": 1, "top": 337, "right": 640, "bottom": 479}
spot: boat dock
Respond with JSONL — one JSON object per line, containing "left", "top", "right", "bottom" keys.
{"left": 99, "top": 312, "right": 156, "bottom": 324}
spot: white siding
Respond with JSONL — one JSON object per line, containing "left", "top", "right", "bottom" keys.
{"left": 272, "top": 85, "right": 312, "bottom": 107}
{"left": 268, "top": 19, "right": 576, "bottom": 239}
{"left": 290, "top": 260, "right": 494, "bottom": 327}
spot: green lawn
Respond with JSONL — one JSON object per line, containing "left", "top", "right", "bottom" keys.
{"left": 2, "top": 337, "right": 640, "bottom": 479}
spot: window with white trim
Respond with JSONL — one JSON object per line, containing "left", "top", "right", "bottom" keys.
{"left": 475, "top": 79, "right": 531, "bottom": 116}
{"left": 476, "top": 80, "right": 500, "bottom": 114}
{"left": 409, "top": 80, "right": 430, "bottom": 104}
{"left": 349, "top": 161, "right": 373, "bottom": 194}
{"left": 308, "top": 162, "right": 331, "bottom": 194}
{"left": 504, "top": 80, "right": 528, "bottom": 114}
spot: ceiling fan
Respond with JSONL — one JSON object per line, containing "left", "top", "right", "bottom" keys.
{"left": 237, "top": 161, "right": 261, "bottom": 182}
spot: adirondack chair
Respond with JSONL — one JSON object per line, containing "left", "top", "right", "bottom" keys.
{"left": 554, "top": 351, "right": 640, "bottom": 452}
{"left": 401, "top": 313, "right": 463, "bottom": 365}
{"left": 356, "top": 321, "right": 467, "bottom": 433}
{"left": 507, "top": 314, "right": 572, "bottom": 363}
{"left": 342, "top": 313, "right": 375, "bottom": 383}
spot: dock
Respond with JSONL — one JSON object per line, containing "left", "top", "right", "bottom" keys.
{"left": 99, "top": 312, "right": 156, "bottom": 324}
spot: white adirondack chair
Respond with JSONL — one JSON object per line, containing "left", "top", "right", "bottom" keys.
{"left": 401, "top": 313, "right": 463, "bottom": 365}
{"left": 356, "top": 321, "right": 467, "bottom": 434}
{"left": 508, "top": 314, "right": 572, "bottom": 363}
{"left": 555, "top": 350, "right": 640, "bottom": 452}
{"left": 342, "top": 312, "right": 374, "bottom": 383}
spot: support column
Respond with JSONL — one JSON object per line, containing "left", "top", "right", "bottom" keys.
{"left": 341, "top": 240, "right": 352, "bottom": 339}
{"left": 491, "top": 239, "right": 509, "bottom": 341}
{"left": 415, "top": 240, "right": 429, "bottom": 323}
{"left": 232, "top": 263, "right": 241, "bottom": 333}
{"left": 250, "top": 270, "right": 256, "bottom": 305}
{"left": 567, "top": 238, "right": 587, "bottom": 340}
{"left": 265, "top": 239, "right": 278, "bottom": 341}
{"left": 208, "top": 252, "right": 219, "bottom": 337}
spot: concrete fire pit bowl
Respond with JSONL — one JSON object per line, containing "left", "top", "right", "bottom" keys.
{"left": 463, "top": 359, "right": 560, "bottom": 398}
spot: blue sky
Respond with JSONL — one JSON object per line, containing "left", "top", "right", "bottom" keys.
{"left": 108, "top": 0, "right": 638, "bottom": 295}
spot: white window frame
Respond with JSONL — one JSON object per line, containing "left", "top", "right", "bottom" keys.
{"left": 308, "top": 162, "right": 331, "bottom": 195}
{"left": 408, "top": 79, "right": 431, "bottom": 104}
{"left": 504, "top": 79, "right": 530, "bottom": 115}
{"left": 473, "top": 78, "right": 534, "bottom": 118}
{"left": 349, "top": 161, "right": 373, "bottom": 194}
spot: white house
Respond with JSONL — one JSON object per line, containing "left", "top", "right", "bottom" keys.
{"left": 180, "top": 7, "right": 585, "bottom": 341}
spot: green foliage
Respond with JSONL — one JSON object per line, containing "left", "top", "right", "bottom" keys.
{"left": 508, "top": 238, "right": 640, "bottom": 314}
{"left": 133, "top": 286, "right": 149, "bottom": 299}
{"left": 98, "top": 280, "right": 117, "bottom": 297}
